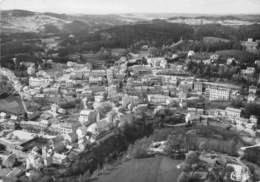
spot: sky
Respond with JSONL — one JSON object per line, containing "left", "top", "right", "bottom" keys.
{"left": 1, "top": 0, "right": 260, "bottom": 15}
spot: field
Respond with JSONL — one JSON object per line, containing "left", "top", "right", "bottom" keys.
{"left": 0, "top": 96, "right": 25, "bottom": 115}
{"left": 96, "top": 156, "right": 182, "bottom": 182}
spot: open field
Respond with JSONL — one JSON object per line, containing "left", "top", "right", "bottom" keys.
{"left": 0, "top": 96, "right": 25, "bottom": 115}
{"left": 96, "top": 156, "right": 182, "bottom": 182}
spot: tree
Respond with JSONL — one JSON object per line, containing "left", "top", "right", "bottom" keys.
{"left": 185, "top": 151, "right": 199, "bottom": 165}
{"left": 199, "top": 141, "right": 208, "bottom": 152}
{"left": 78, "top": 170, "right": 90, "bottom": 182}
{"left": 177, "top": 172, "right": 190, "bottom": 182}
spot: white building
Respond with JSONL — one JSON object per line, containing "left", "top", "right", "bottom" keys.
{"left": 208, "top": 87, "right": 230, "bottom": 101}
{"left": 89, "top": 76, "right": 103, "bottom": 85}
{"left": 147, "top": 94, "right": 169, "bottom": 105}
{"left": 187, "top": 50, "right": 195, "bottom": 58}
{"left": 79, "top": 109, "right": 99, "bottom": 126}
{"left": 147, "top": 57, "right": 167, "bottom": 68}
{"left": 225, "top": 107, "right": 241, "bottom": 120}
{"left": 205, "top": 82, "right": 240, "bottom": 101}
{"left": 29, "top": 77, "right": 52, "bottom": 88}
{"left": 247, "top": 93, "right": 257, "bottom": 103}
{"left": 161, "top": 75, "right": 177, "bottom": 85}
{"left": 248, "top": 86, "right": 257, "bottom": 94}
{"left": 241, "top": 67, "right": 256, "bottom": 75}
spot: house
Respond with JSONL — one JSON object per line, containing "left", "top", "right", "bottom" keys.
{"left": 226, "top": 57, "right": 236, "bottom": 65}
{"left": 241, "top": 67, "right": 255, "bottom": 75}
{"left": 10, "top": 115, "right": 18, "bottom": 121}
{"left": 255, "top": 60, "right": 260, "bottom": 68}
{"left": 187, "top": 50, "right": 195, "bottom": 58}
{"left": 52, "top": 153, "right": 67, "bottom": 165}
{"left": 249, "top": 115, "right": 258, "bottom": 126}
{"left": 36, "top": 70, "right": 51, "bottom": 78}
{"left": 247, "top": 93, "right": 257, "bottom": 103}
{"left": 206, "top": 108, "right": 226, "bottom": 117}
{"left": 179, "top": 80, "right": 193, "bottom": 90}
{"left": 225, "top": 107, "right": 241, "bottom": 120}
{"left": 202, "top": 59, "right": 212, "bottom": 64}
{"left": 79, "top": 109, "right": 99, "bottom": 126}
{"left": 107, "top": 85, "right": 118, "bottom": 97}
{"left": 29, "top": 77, "right": 52, "bottom": 88}
{"left": 0, "top": 120, "right": 16, "bottom": 130}
{"left": 89, "top": 69, "right": 107, "bottom": 77}
{"left": 27, "top": 66, "right": 35, "bottom": 75}
{"left": 50, "top": 123, "right": 74, "bottom": 136}
{"left": 193, "top": 81, "right": 203, "bottom": 94}
{"left": 147, "top": 94, "right": 169, "bottom": 105}
{"left": 89, "top": 76, "right": 104, "bottom": 85}
{"left": 161, "top": 75, "right": 177, "bottom": 85}
{"left": 122, "top": 95, "right": 140, "bottom": 109}
{"left": 0, "top": 112, "right": 7, "bottom": 119}
{"left": 241, "top": 38, "right": 260, "bottom": 53}
{"left": 94, "top": 92, "right": 106, "bottom": 103}
{"left": 249, "top": 85, "right": 257, "bottom": 94}
{"left": 226, "top": 163, "right": 251, "bottom": 181}
{"left": 210, "top": 54, "right": 220, "bottom": 61}
{"left": 147, "top": 57, "right": 167, "bottom": 68}
{"left": 86, "top": 123, "right": 99, "bottom": 142}
{"left": 20, "top": 121, "right": 48, "bottom": 132}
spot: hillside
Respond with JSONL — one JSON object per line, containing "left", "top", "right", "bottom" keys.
{"left": 0, "top": 10, "right": 71, "bottom": 33}
{"left": 0, "top": 10, "right": 145, "bottom": 34}
{"left": 216, "top": 49, "right": 257, "bottom": 64}
{"left": 99, "top": 21, "right": 194, "bottom": 46}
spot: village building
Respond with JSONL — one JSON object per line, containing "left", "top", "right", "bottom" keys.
{"left": 193, "top": 81, "right": 203, "bottom": 94}
{"left": 247, "top": 93, "right": 257, "bottom": 103}
{"left": 241, "top": 67, "right": 256, "bottom": 76}
{"left": 161, "top": 75, "right": 178, "bottom": 86}
{"left": 79, "top": 109, "right": 99, "bottom": 127}
{"left": 205, "top": 82, "right": 240, "bottom": 101}
{"left": 147, "top": 94, "right": 169, "bottom": 105}
{"left": 49, "top": 123, "right": 74, "bottom": 136}
{"left": 249, "top": 85, "right": 257, "bottom": 94}
{"left": 29, "top": 77, "right": 52, "bottom": 88}
{"left": 241, "top": 38, "right": 260, "bottom": 53}
{"left": 225, "top": 107, "right": 241, "bottom": 120}
{"left": 226, "top": 57, "right": 236, "bottom": 65}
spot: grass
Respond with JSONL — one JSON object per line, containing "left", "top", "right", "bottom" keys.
{"left": 0, "top": 95, "right": 25, "bottom": 115}
{"left": 95, "top": 156, "right": 182, "bottom": 182}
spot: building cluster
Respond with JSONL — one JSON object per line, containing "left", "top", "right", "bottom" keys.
{"left": 0, "top": 43, "right": 260, "bottom": 180}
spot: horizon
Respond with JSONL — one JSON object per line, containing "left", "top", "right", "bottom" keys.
{"left": 1, "top": 0, "right": 260, "bottom": 15}
{"left": 2, "top": 8, "right": 260, "bottom": 16}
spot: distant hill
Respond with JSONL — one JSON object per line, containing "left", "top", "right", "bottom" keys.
{"left": 0, "top": 10, "right": 145, "bottom": 34}
{"left": 0, "top": 10, "right": 71, "bottom": 33}
{"left": 167, "top": 15, "right": 260, "bottom": 26}
{"left": 1, "top": 9, "right": 36, "bottom": 17}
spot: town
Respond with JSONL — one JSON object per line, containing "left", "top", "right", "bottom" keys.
{"left": 1, "top": 7, "right": 260, "bottom": 182}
